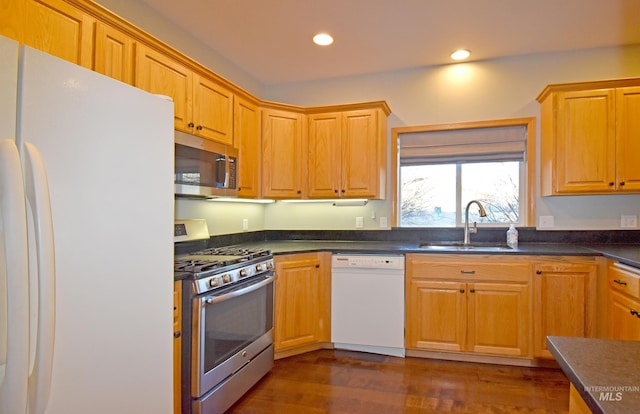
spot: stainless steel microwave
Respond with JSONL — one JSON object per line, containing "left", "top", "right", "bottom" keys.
{"left": 174, "top": 131, "right": 238, "bottom": 198}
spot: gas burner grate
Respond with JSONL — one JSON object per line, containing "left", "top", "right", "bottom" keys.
{"left": 174, "top": 259, "right": 224, "bottom": 274}
{"left": 195, "top": 247, "right": 271, "bottom": 259}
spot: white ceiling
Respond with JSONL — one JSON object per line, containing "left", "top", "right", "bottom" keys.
{"left": 137, "top": 0, "right": 640, "bottom": 85}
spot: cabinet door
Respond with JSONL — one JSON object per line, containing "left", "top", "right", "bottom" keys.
{"left": 94, "top": 22, "right": 134, "bottom": 85}
{"left": 235, "top": 97, "right": 260, "bottom": 198}
{"left": 406, "top": 280, "right": 466, "bottom": 352}
{"left": 467, "top": 282, "right": 529, "bottom": 356}
{"left": 533, "top": 262, "right": 596, "bottom": 358}
{"left": 193, "top": 74, "right": 234, "bottom": 144}
{"left": 23, "top": 0, "right": 94, "bottom": 68}
{"left": 608, "top": 290, "right": 640, "bottom": 341}
{"left": 616, "top": 86, "right": 640, "bottom": 192}
{"left": 261, "top": 108, "right": 305, "bottom": 198}
{"left": 274, "top": 254, "right": 325, "bottom": 351}
{"left": 135, "top": 44, "right": 192, "bottom": 132}
{"left": 555, "top": 89, "right": 616, "bottom": 193}
{"left": 173, "top": 281, "right": 182, "bottom": 414}
{"left": 307, "top": 112, "right": 341, "bottom": 198}
{"left": 341, "top": 109, "right": 383, "bottom": 198}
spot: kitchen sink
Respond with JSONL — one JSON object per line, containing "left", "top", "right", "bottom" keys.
{"left": 418, "top": 241, "right": 513, "bottom": 251}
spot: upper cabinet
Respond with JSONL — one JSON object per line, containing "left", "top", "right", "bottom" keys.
{"left": 307, "top": 104, "right": 389, "bottom": 200}
{"left": 261, "top": 107, "right": 305, "bottom": 199}
{"left": 94, "top": 22, "right": 135, "bottom": 85}
{"left": 3, "top": 0, "right": 95, "bottom": 69}
{"left": 538, "top": 78, "right": 640, "bottom": 196}
{"left": 235, "top": 97, "right": 261, "bottom": 198}
{"left": 135, "top": 43, "right": 193, "bottom": 132}
{"left": 135, "top": 44, "right": 234, "bottom": 144}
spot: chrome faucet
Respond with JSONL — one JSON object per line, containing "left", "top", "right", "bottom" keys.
{"left": 463, "top": 200, "right": 487, "bottom": 245}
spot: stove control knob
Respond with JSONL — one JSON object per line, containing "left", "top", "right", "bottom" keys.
{"left": 266, "top": 261, "right": 274, "bottom": 269}
{"left": 223, "top": 274, "right": 231, "bottom": 283}
{"left": 239, "top": 269, "right": 248, "bottom": 277}
{"left": 255, "top": 264, "right": 263, "bottom": 272}
{"left": 209, "top": 278, "right": 219, "bottom": 288}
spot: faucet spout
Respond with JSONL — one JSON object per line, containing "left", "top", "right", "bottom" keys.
{"left": 463, "top": 200, "right": 487, "bottom": 245}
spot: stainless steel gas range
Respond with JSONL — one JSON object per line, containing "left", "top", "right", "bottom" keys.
{"left": 174, "top": 220, "right": 275, "bottom": 414}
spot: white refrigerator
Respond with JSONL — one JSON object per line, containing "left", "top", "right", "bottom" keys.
{"left": 0, "top": 35, "right": 174, "bottom": 414}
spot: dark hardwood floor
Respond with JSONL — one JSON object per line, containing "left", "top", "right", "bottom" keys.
{"left": 227, "top": 349, "right": 570, "bottom": 413}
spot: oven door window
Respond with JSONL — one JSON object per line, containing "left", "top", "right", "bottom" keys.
{"left": 200, "top": 278, "right": 273, "bottom": 372}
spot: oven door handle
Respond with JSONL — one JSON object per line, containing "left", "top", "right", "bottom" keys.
{"left": 203, "top": 275, "right": 274, "bottom": 306}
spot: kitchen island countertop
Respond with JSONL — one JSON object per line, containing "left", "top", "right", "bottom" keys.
{"left": 547, "top": 336, "right": 640, "bottom": 414}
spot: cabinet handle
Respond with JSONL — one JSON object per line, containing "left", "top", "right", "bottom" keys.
{"left": 469, "top": 289, "right": 475, "bottom": 293}
{"left": 188, "top": 122, "right": 194, "bottom": 128}
{"left": 460, "top": 270, "right": 475, "bottom": 275}
{"left": 609, "top": 182, "right": 615, "bottom": 186}
{"left": 297, "top": 190, "right": 302, "bottom": 195}
{"left": 459, "top": 289, "right": 465, "bottom": 293}
{"left": 341, "top": 189, "right": 346, "bottom": 193}
{"left": 315, "top": 264, "right": 320, "bottom": 268}
{"left": 196, "top": 125, "right": 203, "bottom": 131}
{"left": 536, "top": 270, "right": 542, "bottom": 275}
{"left": 334, "top": 189, "right": 339, "bottom": 194}
{"left": 173, "top": 331, "right": 181, "bottom": 338}
{"left": 613, "top": 279, "right": 628, "bottom": 286}
{"left": 620, "top": 182, "right": 626, "bottom": 186}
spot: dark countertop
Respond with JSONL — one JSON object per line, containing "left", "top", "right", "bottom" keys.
{"left": 233, "top": 240, "right": 599, "bottom": 257}
{"left": 585, "top": 244, "right": 640, "bottom": 268}
{"left": 547, "top": 336, "right": 640, "bottom": 414}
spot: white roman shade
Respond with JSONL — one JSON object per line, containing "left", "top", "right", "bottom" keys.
{"left": 399, "top": 125, "right": 527, "bottom": 165}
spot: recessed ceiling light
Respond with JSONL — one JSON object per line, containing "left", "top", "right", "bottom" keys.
{"left": 450, "top": 49, "right": 471, "bottom": 60}
{"left": 313, "top": 33, "right": 334, "bottom": 46}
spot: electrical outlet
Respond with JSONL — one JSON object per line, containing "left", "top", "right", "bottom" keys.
{"left": 539, "top": 215, "right": 554, "bottom": 228}
{"left": 242, "top": 218, "right": 249, "bottom": 231}
{"left": 621, "top": 215, "right": 638, "bottom": 228}
{"left": 380, "top": 217, "right": 388, "bottom": 228}
{"left": 355, "top": 216, "right": 364, "bottom": 228}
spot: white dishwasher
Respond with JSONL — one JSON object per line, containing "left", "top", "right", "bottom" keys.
{"left": 331, "top": 254, "right": 405, "bottom": 357}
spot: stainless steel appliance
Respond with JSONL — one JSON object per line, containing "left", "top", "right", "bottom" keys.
{"left": 174, "top": 221, "right": 274, "bottom": 414}
{"left": 175, "top": 130, "right": 238, "bottom": 198}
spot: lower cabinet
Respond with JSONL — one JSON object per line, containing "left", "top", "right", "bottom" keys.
{"left": 532, "top": 258, "right": 598, "bottom": 358}
{"left": 173, "top": 281, "right": 182, "bottom": 414}
{"left": 274, "top": 252, "right": 331, "bottom": 356}
{"left": 406, "top": 254, "right": 530, "bottom": 357}
{"left": 607, "top": 261, "right": 640, "bottom": 340}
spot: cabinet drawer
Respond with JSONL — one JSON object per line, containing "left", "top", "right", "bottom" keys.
{"left": 407, "top": 255, "right": 529, "bottom": 283}
{"left": 608, "top": 263, "right": 640, "bottom": 299}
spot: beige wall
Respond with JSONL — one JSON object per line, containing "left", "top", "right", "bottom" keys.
{"left": 100, "top": 0, "right": 640, "bottom": 233}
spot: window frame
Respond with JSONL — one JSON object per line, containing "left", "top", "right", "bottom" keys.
{"left": 391, "top": 117, "right": 536, "bottom": 228}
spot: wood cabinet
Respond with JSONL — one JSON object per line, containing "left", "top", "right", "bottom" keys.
{"left": 406, "top": 254, "right": 530, "bottom": 357}
{"left": 307, "top": 105, "right": 389, "bottom": 199}
{"left": 261, "top": 108, "right": 305, "bottom": 199}
{"left": 274, "top": 252, "right": 331, "bottom": 355}
{"left": 607, "top": 262, "right": 640, "bottom": 340}
{"left": 135, "top": 43, "right": 193, "bottom": 132}
{"left": 532, "top": 258, "right": 598, "bottom": 358}
{"left": 135, "top": 43, "right": 234, "bottom": 144}
{"left": 192, "top": 74, "right": 234, "bottom": 144}
{"left": 20, "top": 0, "right": 95, "bottom": 68}
{"left": 538, "top": 78, "right": 640, "bottom": 195}
{"left": 173, "top": 281, "right": 182, "bottom": 414}
{"left": 94, "top": 22, "right": 135, "bottom": 84}
{"left": 235, "top": 96, "right": 261, "bottom": 197}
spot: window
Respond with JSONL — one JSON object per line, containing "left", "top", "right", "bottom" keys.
{"left": 393, "top": 118, "right": 535, "bottom": 228}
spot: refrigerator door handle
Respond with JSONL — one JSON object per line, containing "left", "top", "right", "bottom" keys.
{"left": 0, "top": 139, "right": 30, "bottom": 414}
{"left": 22, "top": 142, "right": 55, "bottom": 414}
